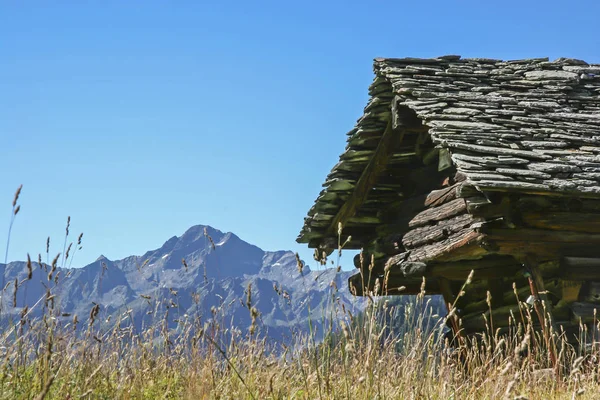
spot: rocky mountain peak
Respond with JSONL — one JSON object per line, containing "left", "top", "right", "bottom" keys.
{"left": 0, "top": 224, "right": 362, "bottom": 342}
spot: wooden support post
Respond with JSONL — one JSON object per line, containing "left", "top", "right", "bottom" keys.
{"left": 521, "top": 254, "right": 558, "bottom": 371}
{"left": 523, "top": 255, "right": 557, "bottom": 329}
{"left": 327, "top": 97, "right": 406, "bottom": 236}
{"left": 438, "top": 278, "right": 463, "bottom": 342}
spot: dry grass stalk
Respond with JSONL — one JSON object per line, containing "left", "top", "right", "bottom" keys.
{"left": 12, "top": 185, "right": 22, "bottom": 207}
{"left": 2, "top": 193, "right": 600, "bottom": 399}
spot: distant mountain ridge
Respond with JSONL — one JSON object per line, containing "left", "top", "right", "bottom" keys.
{"left": 0, "top": 225, "right": 363, "bottom": 341}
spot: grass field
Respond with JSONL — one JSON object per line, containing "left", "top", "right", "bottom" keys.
{"left": 2, "top": 186, "right": 600, "bottom": 399}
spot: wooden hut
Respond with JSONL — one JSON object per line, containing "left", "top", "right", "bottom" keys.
{"left": 297, "top": 56, "right": 600, "bottom": 339}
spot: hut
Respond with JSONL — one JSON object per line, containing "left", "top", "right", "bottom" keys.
{"left": 297, "top": 56, "right": 600, "bottom": 339}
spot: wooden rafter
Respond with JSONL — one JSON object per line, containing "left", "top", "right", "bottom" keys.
{"left": 327, "top": 97, "right": 407, "bottom": 237}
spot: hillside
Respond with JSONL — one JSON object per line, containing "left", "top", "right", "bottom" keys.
{"left": 0, "top": 225, "right": 363, "bottom": 342}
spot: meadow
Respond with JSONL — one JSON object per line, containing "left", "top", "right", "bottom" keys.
{"left": 2, "top": 185, "right": 600, "bottom": 400}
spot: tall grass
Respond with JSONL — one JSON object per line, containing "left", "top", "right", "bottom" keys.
{"left": 1, "top": 187, "right": 600, "bottom": 399}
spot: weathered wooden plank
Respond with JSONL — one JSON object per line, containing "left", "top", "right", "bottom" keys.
{"left": 456, "top": 183, "right": 482, "bottom": 198}
{"left": 465, "top": 197, "right": 506, "bottom": 219}
{"left": 387, "top": 229, "right": 486, "bottom": 272}
{"left": 563, "top": 257, "right": 600, "bottom": 269}
{"left": 571, "top": 302, "right": 600, "bottom": 323}
{"left": 408, "top": 198, "right": 468, "bottom": 228}
{"left": 460, "top": 279, "right": 561, "bottom": 315}
{"left": 426, "top": 256, "right": 522, "bottom": 280}
{"left": 456, "top": 280, "right": 515, "bottom": 310}
{"left": 482, "top": 226, "right": 600, "bottom": 244}
{"left": 521, "top": 211, "right": 600, "bottom": 233}
{"left": 461, "top": 308, "right": 571, "bottom": 333}
{"left": 562, "top": 257, "right": 600, "bottom": 280}
{"left": 417, "top": 229, "right": 487, "bottom": 262}
{"left": 402, "top": 213, "right": 474, "bottom": 249}
{"left": 461, "top": 304, "right": 523, "bottom": 331}
{"left": 424, "top": 182, "right": 462, "bottom": 207}
{"left": 348, "top": 272, "right": 439, "bottom": 296}
{"left": 492, "top": 240, "right": 600, "bottom": 259}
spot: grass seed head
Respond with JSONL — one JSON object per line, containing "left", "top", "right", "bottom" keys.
{"left": 12, "top": 278, "right": 18, "bottom": 307}
{"left": 20, "top": 305, "right": 28, "bottom": 321}
{"left": 51, "top": 253, "right": 60, "bottom": 271}
{"left": 12, "top": 184, "right": 22, "bottom": 207}
{"left": 295, "top": 253, "right": 303, "bottom": 274}
{"left": 246, "top": 282, "right": 252, "bottom": 309}
{"left": 65, "top": 243, "right": 73, "bottom": 261}
{"left": 26, "top": 253, "right": 32, "bottom": 280}
{"left": 89, "top": 304, "right": 100, "bottom": 327}
{"left": 249, "top": 306, "right": 260, "bottom": 335}
{"left": 65, "top": 216, "right": 71, "bottom": 236}
{"left": 466, "top": 269, "right": 474, "bottom": 285}
{"left": 182, "top": 258, "right": 188, "bottom": 271}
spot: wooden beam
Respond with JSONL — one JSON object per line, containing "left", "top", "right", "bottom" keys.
{"left": 523, "top": 255, "right": 556, "bottom": 321}
{"left": 521, "top": 254, "right": 558, "bottom": 369}
{"left": 571, "top": 302, "right": 600, "bottom": 323}
{"left": 521, "top": 211, "right": 600, "bottom": 234}
{"left": 492, "top": 240, "right": 600, "bottom": 259}
{"left": 424, "top": 182, "right": 463, "bottom": 208}
{"left": 402, "top": 213, "right": 474, "bottom": 249}
{"left": 426, "top": 256, "right": 522, "bottom": 280}
{"left": 481, "top": 226, "right": 600, "bottom": 244}
{"left": 408, "top": 198, "right": 468, "bottom": 228}
{"left": 386, "top": 229, "right": 486, "bottom": 271}
{"left": 347, "top": 272, "right": 439, "bottom": 296}
{"left": 327, "top": 98, "right": 406, "bottom": 235}
{"left": 562, "top": 257, "right": 600, "bottom": 280}
{"left": 459, "top": 278, "right": 561, "bottom": 316}
{"left": 438, "top": 278, "right": 463, "bottom": 341}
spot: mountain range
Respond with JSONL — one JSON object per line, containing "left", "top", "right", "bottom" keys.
{"left": 0, "top": 225, "right": 364, "bottom": 342}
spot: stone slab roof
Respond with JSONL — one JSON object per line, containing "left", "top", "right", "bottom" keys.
{"left": 298, "top": 56, "right": 600, "bottom": 247}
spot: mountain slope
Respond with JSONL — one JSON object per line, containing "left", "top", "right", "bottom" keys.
{"left": 0, "top": 225, "right": 363, "bottom": 341}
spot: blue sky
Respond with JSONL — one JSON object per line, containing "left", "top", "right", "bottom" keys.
{"left": 1, "top": 0, "right": 599, "bottom": 270}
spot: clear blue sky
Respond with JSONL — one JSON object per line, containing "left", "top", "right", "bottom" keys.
{"left": 1, "top": 1, "right": 599, "bottom": 270}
